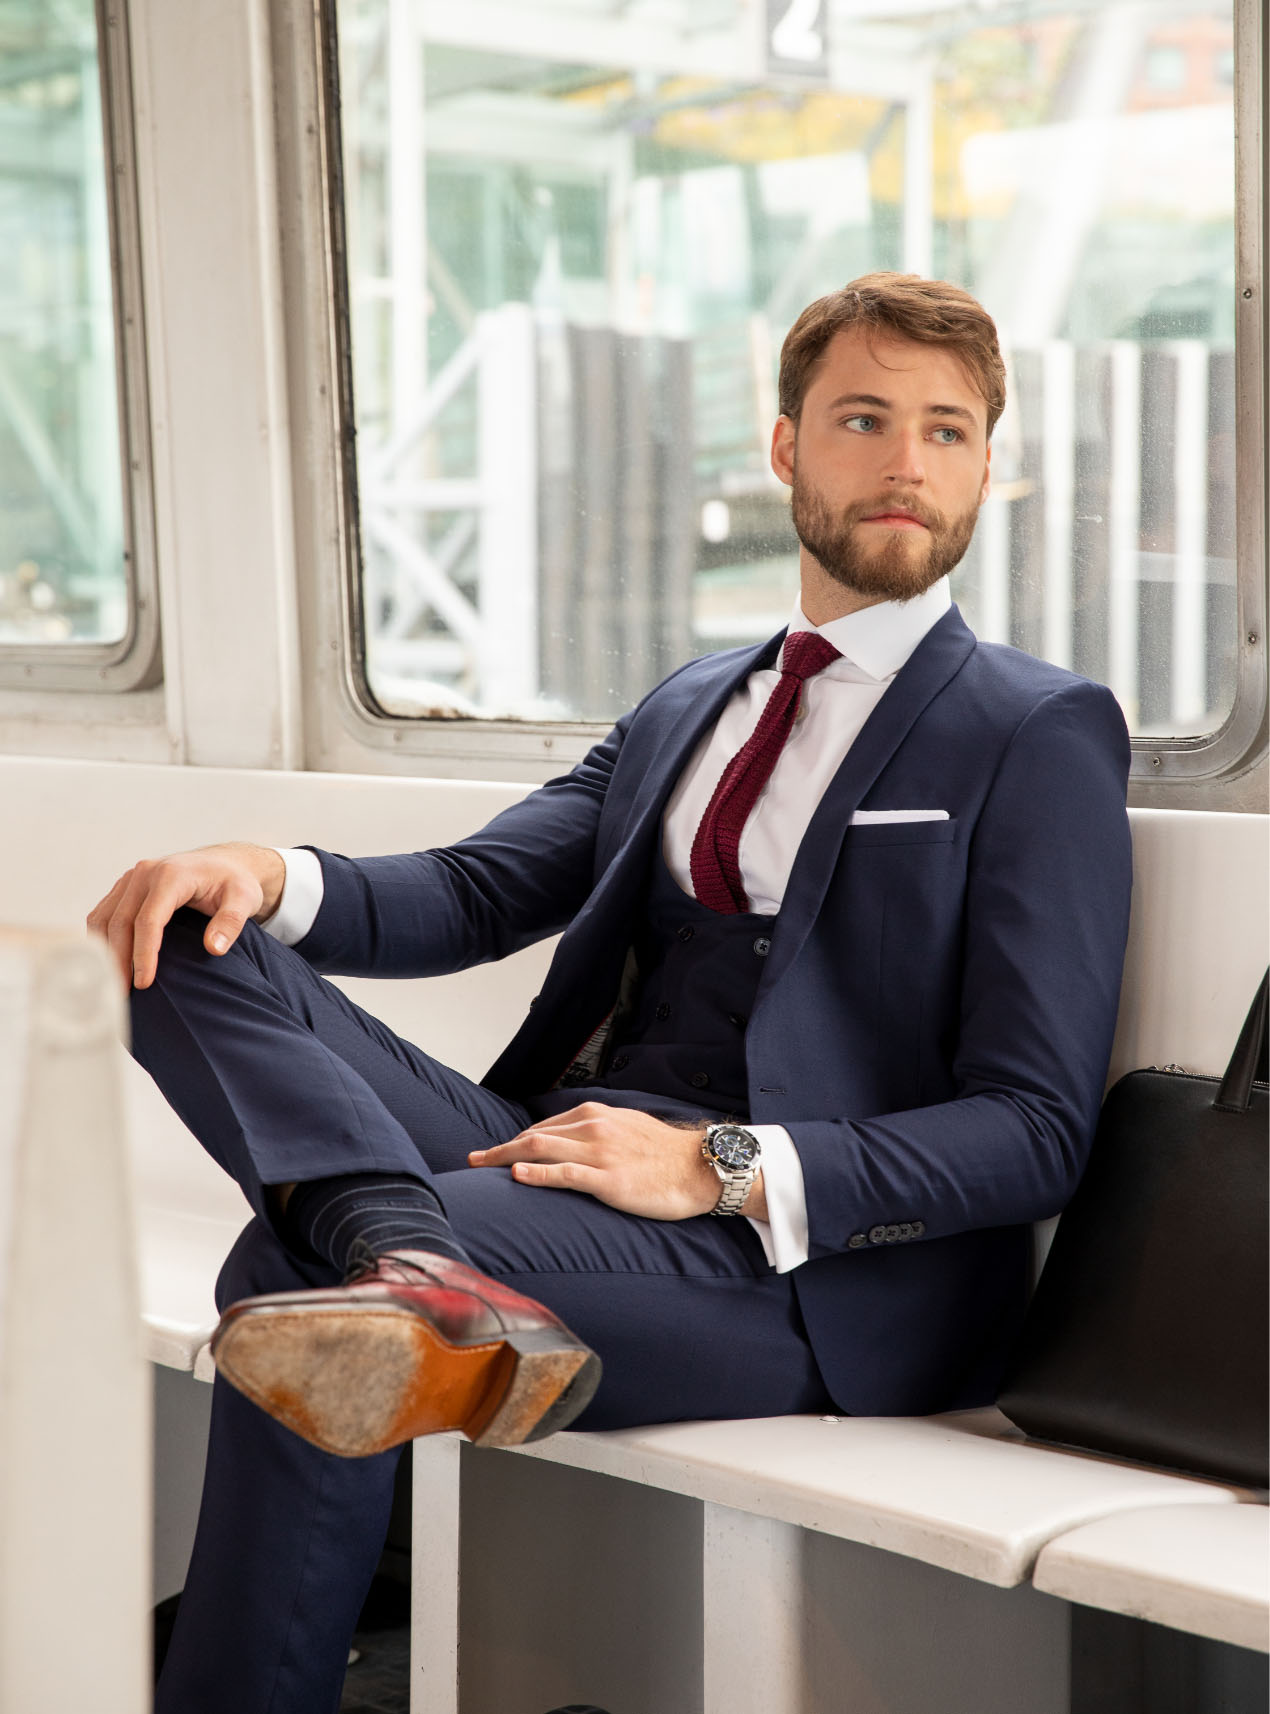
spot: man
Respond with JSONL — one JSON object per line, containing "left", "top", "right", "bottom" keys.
{"left": 90, "top": 273, "right": 1132, "bottom": 1714}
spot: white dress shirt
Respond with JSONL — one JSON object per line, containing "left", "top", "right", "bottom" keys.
{"left": 264, "top": 577, "right": 952, "bottom": 1273}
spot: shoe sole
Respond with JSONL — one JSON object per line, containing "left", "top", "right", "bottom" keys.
{"left": 211, "top": 1302, "right": 600, "bottom": 1458}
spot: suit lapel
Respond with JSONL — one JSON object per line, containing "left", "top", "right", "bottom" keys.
{"left": 493, "top": 633, "right": 785, "bottom": 1091}
{"left": 603, "top": 630, "right": 785, "bottom": 882}
{"left": 761, "top": 604, "right": 977, "bottom": 994}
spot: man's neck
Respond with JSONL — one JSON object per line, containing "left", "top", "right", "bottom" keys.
{"left": 798, "top": 553, "right": 890, "bottom": 627}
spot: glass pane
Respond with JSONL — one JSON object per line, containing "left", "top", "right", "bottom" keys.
{"left": 0, "top": 0, "right": 127, "bottom": 646}
{"left": 337, "top": 0, "right": 1237, "bottom": 736}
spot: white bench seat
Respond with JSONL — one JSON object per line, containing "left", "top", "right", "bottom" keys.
{"left": 1033, "top": 1503, "right": 1270, "bottom": 1652}
{"left": 509, "top": 1410, "right": 1251, "bottom": 1586}
{"left": 137, "top": 1206, "right": 247, "bottom": 1379}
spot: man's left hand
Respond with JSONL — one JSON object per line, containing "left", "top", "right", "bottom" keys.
{"left": 468, "top": 1102, "right": 762, "bottom": 1222}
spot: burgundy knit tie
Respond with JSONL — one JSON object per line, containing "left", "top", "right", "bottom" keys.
{"left": 690, "top": 630, "right": 841, "bottom": 914}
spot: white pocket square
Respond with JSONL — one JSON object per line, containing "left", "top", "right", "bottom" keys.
{"left": 850, "top": 810, "right": 950, "bottom": 824}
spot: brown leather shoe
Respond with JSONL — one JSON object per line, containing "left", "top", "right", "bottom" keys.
{"left": 209, "top": 1249, "right": 601, "bottom": 1458}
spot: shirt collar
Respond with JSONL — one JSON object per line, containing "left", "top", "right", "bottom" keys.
{"left": 784, "top": 577, "right": 952, "bottom": 682}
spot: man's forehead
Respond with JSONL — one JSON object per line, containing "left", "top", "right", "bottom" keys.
{"left": 808, "top": 326, "right": 987, "bottom": 422}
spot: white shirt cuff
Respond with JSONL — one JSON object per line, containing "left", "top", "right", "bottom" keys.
{"left": 259, "top": 847, "right": 325, "bottom": 946}
{"left": 744, "top": 1124, "right": 809, "bottom": 1273}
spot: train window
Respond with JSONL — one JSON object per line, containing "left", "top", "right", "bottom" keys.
{"left": 322, "top": 0, "right": 1261, "bottom": 784}
{"left": 0, "top": 1, "right": 157, "bottom": 692}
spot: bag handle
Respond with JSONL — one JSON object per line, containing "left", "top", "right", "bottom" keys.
{"left": 1214, "top": 970, "right": 1269, "bottom": 1113}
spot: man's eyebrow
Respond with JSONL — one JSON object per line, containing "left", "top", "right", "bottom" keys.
{"left": 824, "top": 392, "right": 980, "bottom": 426}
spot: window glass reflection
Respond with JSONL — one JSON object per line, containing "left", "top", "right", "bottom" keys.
{"left": 337, "top": 0, "right": 1237, "bottom": 737}
{"left": 0, "top": 0, "right": 127, "bottom": 646}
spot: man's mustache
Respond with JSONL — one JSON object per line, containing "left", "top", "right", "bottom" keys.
{"left": 846, "top": 494, "right": 945, "bottom": 532}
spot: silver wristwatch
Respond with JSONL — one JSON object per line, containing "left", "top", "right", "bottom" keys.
{"left": 701, "top": 1123, "right": 761, "bottom": 1216}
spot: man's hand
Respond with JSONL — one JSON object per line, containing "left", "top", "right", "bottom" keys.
{"left": 87, "top": 842, "right": 287, "bottom": 991}
{"left": 469, "top": 1102, "right": 767, "bottom": 1223}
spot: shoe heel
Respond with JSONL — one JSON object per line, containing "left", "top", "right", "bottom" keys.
{"left": 467, "top": 1329, "right": 601, "bottom": 1448}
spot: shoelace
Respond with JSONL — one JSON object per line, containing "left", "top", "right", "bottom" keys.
{"left": 342, "top": 1238, "right": 517, "bottom": 1333}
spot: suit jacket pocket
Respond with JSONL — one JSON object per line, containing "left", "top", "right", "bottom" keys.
{"left": 846, "top": 817, "right": 958, "bottom": 848}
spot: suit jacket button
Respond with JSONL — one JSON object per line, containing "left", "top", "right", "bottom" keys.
{"left": 848, "top": 1233, "right": 867, "bottom": 1250}
{"left": 912, "top": 1220, "right": 926, "bottom": 1237}
{"left": 753, "top": 936, "right": 771, "bottom": 956}
{"left": 677, "top": 924, "right": 695, "bottom": 943}
{"left": 868, "top": 1225, "right": 885, "bottom": 1244}
{"left": 655, "top": 1003, "right": 671, "bottom": 1021}
{"left": 610, "top": 1054, "right": 629, "bottom": 1072}
{"left": 689, "top": 1071, "right": 711, "bottom": 1089}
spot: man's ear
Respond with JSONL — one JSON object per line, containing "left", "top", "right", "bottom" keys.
{"left": 771, "top": 415, "right": 795, "bottom": 488}
{"left": 979, "top": 441, "right": 992, "bottom": 506}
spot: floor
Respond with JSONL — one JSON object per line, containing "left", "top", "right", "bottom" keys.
{"left": 156, "top": 1575, "right": 615, "bottom": 1713}
{"left": 153, "top": 1579, "right": 413, "bottom": 1713}
{"left": 340, "top": 1576, "right": 412, "bottom": 1714}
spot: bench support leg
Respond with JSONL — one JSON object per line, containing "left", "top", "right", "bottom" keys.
{"left": 703, "top": 1502, "right": 805, "bottom": 1713}
{"left": 411, "top": 1434, "right": 462, "bottom": 1714}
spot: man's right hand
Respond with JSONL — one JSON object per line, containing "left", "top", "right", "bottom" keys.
{"left": 87, "top": 842, "right": 287, "bottom": 991}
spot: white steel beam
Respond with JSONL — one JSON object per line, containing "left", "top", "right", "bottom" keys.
{"left": 1170, "top": 341, "right": 1209, "bottom": 730}
{"left": 901, "top": 55, "right": 934, "bottom": 277}
{"left": 1107, "top": 340, "right": 1141, "bottom": 725}
{"left": 477, "top": 303, "right": 539, "bottom": 709}
{"left": 389, "top": 0, "right": 427, "bottom": 445}
{"left": 978, "top": 488, "right": 1011, "bottom": 646}
{"left": 418, "top": 0, "right": 765, "bottom": 81}
{"left": 1041, "top": 340, "right": 1075, "bottom": 671}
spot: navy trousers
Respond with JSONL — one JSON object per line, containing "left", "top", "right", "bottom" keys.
{"left": 132, "top": 912, "right": 832, "bottom": 1714}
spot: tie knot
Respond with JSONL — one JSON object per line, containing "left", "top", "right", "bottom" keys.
{"left": 780, "top": 630, "right": 840, "bottom": 682}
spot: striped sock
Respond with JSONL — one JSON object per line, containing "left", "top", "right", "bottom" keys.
{"left": 282, "top": 1172, "right": 472, "bottom": 1274}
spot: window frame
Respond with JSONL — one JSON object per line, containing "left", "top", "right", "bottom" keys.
{"left": 286, "top": 0, "right": 1267, "bottom": 808}
{"left": 0, "top": 0, "right": 161, "bottom": 695}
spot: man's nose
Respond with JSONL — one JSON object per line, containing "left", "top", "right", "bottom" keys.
{"left": 884, "top": 430, "right": 926, "bottom": 485}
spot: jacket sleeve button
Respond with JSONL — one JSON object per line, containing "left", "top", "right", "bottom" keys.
{"left": 868, "top": 1225, "right": 885, "bottom": 1244}
{"left": 912, "top": 1220, "right": 925, "bottom": 1237}
{"left": 848, "top": 1233, "right": 867, "bottom": 1250}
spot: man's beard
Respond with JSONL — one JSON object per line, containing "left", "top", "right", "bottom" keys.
{"left": 790, "top": 472, "right": 980, "bottom": 602}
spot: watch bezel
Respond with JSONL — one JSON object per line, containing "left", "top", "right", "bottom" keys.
{"left": 703, "top": 1122, "right": 760, "bottom": 1171}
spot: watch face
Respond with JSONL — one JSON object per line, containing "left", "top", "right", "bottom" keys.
{"left": 710, "top": 1126, "right": 758, "bottom": 1169}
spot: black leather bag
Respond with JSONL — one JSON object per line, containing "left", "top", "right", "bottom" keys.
{"left": 998, "top": 973, "right": 1269, "bottom": 1488}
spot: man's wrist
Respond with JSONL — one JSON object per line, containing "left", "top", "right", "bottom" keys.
{"left": 250, "top": 845, "right": 288, "bottom": 923}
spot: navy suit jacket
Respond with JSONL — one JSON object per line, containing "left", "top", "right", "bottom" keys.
{"left": 298, "top": 606, "right": 1132, "bottom": 1414}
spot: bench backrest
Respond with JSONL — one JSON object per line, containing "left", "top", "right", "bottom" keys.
{"left": 3, "top": 757, "right": 1267, "bottom": 1208}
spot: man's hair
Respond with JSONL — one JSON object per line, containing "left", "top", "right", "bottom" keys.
{"left": 778, "top": 272, "right": 1007, "bottom": 438}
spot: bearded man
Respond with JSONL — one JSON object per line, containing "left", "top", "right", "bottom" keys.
{"left": 91, "top": 272, "right": 1133, "bottom": 1714}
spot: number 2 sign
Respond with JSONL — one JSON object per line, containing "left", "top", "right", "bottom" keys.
{"left": 767, "top": 0, "right": 829, "bottom": 78}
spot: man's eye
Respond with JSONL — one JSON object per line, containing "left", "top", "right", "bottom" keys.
{"left": 843, "top": 414, "right": 877, "bottom": 432}
{"left": 932, "top": 426, "right": 963, "bottom": 444}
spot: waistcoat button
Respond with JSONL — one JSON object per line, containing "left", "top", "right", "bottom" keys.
{"left": 753, "top": 936, "right": 771, "bottom": 956}
{"left": 610, "top": 1054, "right": 629, "bottom": 1072}
{"left": 690, "top": 1071, "right": 711, "bottom": 1089}
{"left": 728, "top": 1012, "right": 746, "bottom": 1029}
{"left": 677, "top": 924, "right": 695, "bottom": 943}
{"left": 655, "top": 1003, "right": 671, "bottom": 1021}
